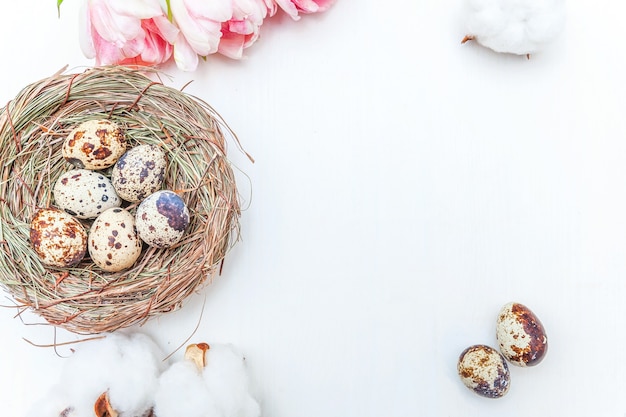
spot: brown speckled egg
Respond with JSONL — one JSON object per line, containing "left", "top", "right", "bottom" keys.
{"left": 63, "top": 120, "right": 126, "bottom": 170}
{"left": 30, "top": 208, "right": 87, "bottom": 267}
{"left": 111, "top": 144, "right": 167, "bottom": 203}
{"left": 53, "top": 169, "right": 121, "bottom": 219}
{"left": 458, "top": 345, "right": 510, "bottom": 399}
{"left": 88, "top": 208, "right": 143, "bottom": 272}
{"left": 496, "top": 302, "right": 548, "bottom": 367}
{"left": 135, "top": 190, "right": 189, "bottom": 248}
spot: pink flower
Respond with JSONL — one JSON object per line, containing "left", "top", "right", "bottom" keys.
{"left": 273, "top": 0, "right": 336, "bottom": 20}
{"left": 169, "top": 0, "right": 233, "bottom": 71}
{"left": 75, "top": 0, "right": 335, "bottom": 71}
{"left": 80, "top": 0, "right": 178, "bottom": 66}
{"left": 218, "top": 0, "right": 272, "bottom": 59}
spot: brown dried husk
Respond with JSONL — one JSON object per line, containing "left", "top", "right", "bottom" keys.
{"left": 0, "top": 66, "right": 242, "bottom": 334}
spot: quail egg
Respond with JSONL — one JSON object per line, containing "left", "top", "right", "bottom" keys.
{"left": 88, "top": 208, "right": 143, "bottom": 272}
{"left": 458, "top": 344, "right": 510, "bottom": 399}
{"left": 53, "top": 169, "right": 121, "bottom": 219}
{"left": 30, "top": 208, "right": 87, "bottom": 267}
{"left": 63, "top": 119, "right": 127, "bottom": 170}
{"left": 111, "top": 144, "right": 167, "bottom": 203}
{"left": 135, "top": 190, "right": 190, "bottom": 248}
{"left": 496, "top": 302, "right": 548, "bottom": 367}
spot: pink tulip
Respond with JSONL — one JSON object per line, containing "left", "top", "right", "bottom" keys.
{"left": 80, "top": 0, "right": 178, "bottom": 66}
{"left": 169, "top": 0, "right": 233, "bottom": 71}
{"left": 218, "top": 0, "right": 271, "bottom": 59}
{"left": 76, "top": 0, "right": 335, "bottom": 71}
{"left": 273, "top": 0, "right": 336, "bottom": 20}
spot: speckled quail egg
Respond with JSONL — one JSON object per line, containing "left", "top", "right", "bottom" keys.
{"left": 88, "top": 208, "right": 143, "bottom": 272}
{"left": 111, "top": 144, "right": 167, "bottom": 203}
{"left": 30, "top": 208, "right": 87, "bottom": 267}
{"left": 63, "top": 119, "right": 127, "bottom": 170}
{"left": 53, "top": 169, "right": 121, "bottom": 219}
{"left": 458, "top": 344, "right": 510, "bottom": 399}
{"left": 496, "top": 302, "right": 548, "bottom": 367}
{"left": 135, "top": 190, "right": 190, "bottom": 248}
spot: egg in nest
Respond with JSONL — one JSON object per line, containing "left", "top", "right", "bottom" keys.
{"left": 88, "top": 208, "right": 143, "bottom": 272}
{"left": 53, "top": 169, "right": 121, "bottom": 219}
{"left": 63, "top": 119, "right": 127, "bottom": 170}
{"left": 135, "top": 190, "right": 190, "bottom": 248}
{"left": 111, "top": 144, "right": 167, "bottom": 203}
{"left": 30, "top": 208, "right": 88, "bottom": 267}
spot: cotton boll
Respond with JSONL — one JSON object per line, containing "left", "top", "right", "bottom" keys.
{"left": 27, "top": 332, "right": 166, "bottom": 417}
{"left": 154, "top": 343, "right": 261, "bottom": 417}
{"left": 154, "top": 361, "right": 220, "bottom": 417}
{"left": 26, "top": 353, "right": 112, "bottom": 417}
{"left": 463, "top": 0, "right": 566, "bottom": 55}
{"left": 202, "top": 344, "right": 261, "bottom": 417}
{"left": 106, "top": 333, "right": 166, "bottom": 415}
{"left": 63, "top": 333, "right": 164, "bottom": 416}
{"left": 25, "top": 392, "right": 74, "bottom": 417}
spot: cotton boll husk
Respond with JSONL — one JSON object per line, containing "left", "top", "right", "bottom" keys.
{"left": 26, "top": 332, "right": 166, "bottom": 417}
{"left": 464, "top": 0, "right": 566, "bottom": 55}
{"left": 154, "top": 360, "right": 221, "bottom": 417}
{"left": 202, "top": 344, "right": 261, "bottom": 417}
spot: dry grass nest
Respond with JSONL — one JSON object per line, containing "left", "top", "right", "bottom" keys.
{"left": 0, "top": 66, "right": 244, "bottom": 334}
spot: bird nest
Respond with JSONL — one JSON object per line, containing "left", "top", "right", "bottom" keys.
{"left": 0, "top": 66, "right": 242, "bottom": 334}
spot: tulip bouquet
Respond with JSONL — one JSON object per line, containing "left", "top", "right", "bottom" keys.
{"left": 59, "top": 0, "right": 335, "bottom": 71}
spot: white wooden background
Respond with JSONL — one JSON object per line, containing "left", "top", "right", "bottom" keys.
{"left": 1, "top": 1, "right": 625, "bottom": 416}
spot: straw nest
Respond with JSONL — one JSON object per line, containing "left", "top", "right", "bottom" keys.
{"left": 0, "top": 66, "right": 242, "bottom": 334}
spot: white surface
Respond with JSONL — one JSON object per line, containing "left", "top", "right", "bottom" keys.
{"left": 1, "top": 1, "right": 626, "bottom": 416}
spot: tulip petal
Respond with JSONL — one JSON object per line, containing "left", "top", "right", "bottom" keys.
{"left": 183, "top": 0, "right": 232, "bottom": 21}
{"left": 274, "top": 0, "right": 300, "bottom": 20}
{"left": 139, "top": 25, "right": 171, "bottom": 63}
{"left": 79, "top": 0, "right": 96, "bottom": 58}
{"left": 232, "top": 0, "right": 268, "bottom": 22}
{"left": 306, "top": 0, "right": 335, "bottom": 12}
{"left": 120, "top": 35, "right": 146, "bottom": 59}
{"left": 264, "top": 0, "right": 278, "bottom": 17}
{"left": 228, "top": 19, "right": 253, "bottom": 35}
{"left": 218, "top": 31, "right": 245, "bottom": 59}
{"left": 293, "top": 0, "right": 320, "bottom": 13}
{"left": 173, "top": 34, "right": 200, "bottom": 71}
{"left": 92, "top": 31, "right": 125, "bottom": 65}
{"left": 89, "top": 2, "right": 143, "bottom": 45}
{"left": 152, "top": 15, "right": 179, "bottom": 43}
{"left": 170, "top": 0, "right": 222, "bottom": 56}
{"left": 107, "top": 0, "right": 164, "bottom": 19}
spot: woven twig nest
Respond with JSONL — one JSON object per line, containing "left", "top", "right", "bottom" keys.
{"left": 0, "top": 66, "right": 242, "bottom": 334}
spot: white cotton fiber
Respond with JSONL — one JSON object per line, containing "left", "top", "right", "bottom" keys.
{"left": 463, "top": 0, "right": 566, "bottom": 55}
{"left": 26, "top": 394, "right": 73, "bottom": 417}
{"left": 154, "top": 360, "right": 221, "bottom": 417}
{"left": 106, "top": 333, "right": 166, "bottom": 415}
{"left": 153, "top": 343, "right": 261, "bottom": 417}
{"left": 26, "top": 332, "right": 166, "bottom": 417}
{"left": 201, "top": 344, "right": 261, "bottom": 417}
